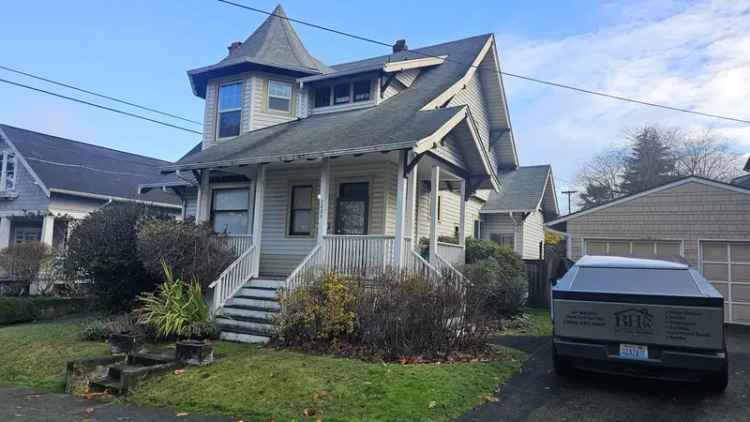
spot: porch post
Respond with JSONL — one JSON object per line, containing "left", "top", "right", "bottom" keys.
{"left": 41, "top": 215, "right": 55, "bottom": 247}
{"left": 317, "top": 158, "right": 330, "bottom": 243}
{"left": 406, "top": 153, "right": 418, "bottom": 250}
{"left": 196, "top": 170, "right": 211, "bottom": 223}
{"left": 459, "top": 179, "right": 466, "bottom": 246}
{"left": 429, "top": 165, "right": 440, "bottom": 264}
{"left": 392, "top": 151, "right": 408, "bottom": 268}
{"left": 251, "top": 164, "right": 266, "bottom": 275}
{"left": 0, "top": 217, "right": 10, "bottom": 250}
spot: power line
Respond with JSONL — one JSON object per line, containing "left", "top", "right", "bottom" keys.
{"left": 0, "top": 77, "right": 203, "bottom": 135}
{"left": 0, "top": 64, "right": 203, "bottom": 126}
{"left": 218, "top": 0, "right": 750, "bottom": 125}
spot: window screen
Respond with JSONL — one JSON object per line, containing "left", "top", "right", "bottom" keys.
{"left": 211, "top": 188, "right": 250, "bottom": 234}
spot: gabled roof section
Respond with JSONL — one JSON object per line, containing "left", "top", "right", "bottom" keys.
{"left": 189, "top": 4, "right": 330, "bottom": 97}
{"left": 0, "top": 124, "right": 180, "bottom": 207}
{"left": 732, "top": 173, "right": 750, "bottom": 189}
{"left": 481, "top": 165, "right": 554, "bottom": 213}
{"left": 546, "top": 176, "right": 750, "bottom": 227}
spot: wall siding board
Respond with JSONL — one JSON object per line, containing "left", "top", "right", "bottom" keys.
{"left": 522, "top": 211, "right": 545, "bottom": 259}
{"left": 566, "top": 181, "right": 750, "bottom": 268}
{"left": 481, "top": 213, "right": 524, "bottom": 256}
{"left": 0, "top": 144, "right": 49, "bottom": 213}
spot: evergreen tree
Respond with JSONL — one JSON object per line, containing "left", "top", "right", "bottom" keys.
{"left": 578, "top": 182, "right": 617, "bottom": 209}
{"left": 620, "top": 127, "right": 676, "bottom": 194}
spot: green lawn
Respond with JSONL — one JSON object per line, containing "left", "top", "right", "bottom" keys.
{"left": 0, "top": 318, "right": 110, "bottom": 391}
{"left": 129, "top": 343, "right": 524, "bottom": 422}
{"left": 499, "top": 307, "right": 553, "bottom": 337}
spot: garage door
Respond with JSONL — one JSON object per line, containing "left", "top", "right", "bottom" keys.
{"left": 584, "top": 239, "right": 682, "bottom": 258}
{"left": 701, "top": 241, "right": 750, "bottom": 324}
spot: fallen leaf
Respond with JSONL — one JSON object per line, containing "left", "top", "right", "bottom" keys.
{"left": 176, "top": 412, "right": 190, "bottom": 417}
{"left": 84, "top": 407, "right": 95, "bottom": 415}
{"left": 174, "top": 369, "right": 186, "bottom": 375}
{"left": 24, "top": 394, "right": 41, "bottom": 400}
{"left": 428, "top": 401, "right": 437, "bottom": 408}
{"left": 303, "top": 408, "right": 316, "bottom": 417}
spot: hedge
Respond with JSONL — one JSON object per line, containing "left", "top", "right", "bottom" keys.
{"left": 0, "top": 297, "right": 91, "bottom": 325}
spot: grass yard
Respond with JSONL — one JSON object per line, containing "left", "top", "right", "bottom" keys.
{"left": 0, "top": 318, "right": 109, "bottom": 391}
{"left": 129, "top": 343, "right": 525, "bottom": 422}
{"left": 499, "top": 307, "right": 553, "bottom": 337}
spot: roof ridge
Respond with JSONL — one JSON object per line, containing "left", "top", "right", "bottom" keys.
{"left": 0, "top": 123, "right": 173, "bottom": 165}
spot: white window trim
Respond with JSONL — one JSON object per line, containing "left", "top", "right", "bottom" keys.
{"left": 697, "top": 239, "right": 750, "bottom": 325}
{"left": 208, "top": 182, "right": 253, "bottom": 235}
{"left": 267, "top": 80, "right": 293, "bottom": 113}
{"left": 0, "top": 151, "right": 16, "bottom": 192}
{"left": 312, "top": 79, "right": 374, "bottom": 110}
{"left": 216, "top": 80, "right": 244, "bottom": 141}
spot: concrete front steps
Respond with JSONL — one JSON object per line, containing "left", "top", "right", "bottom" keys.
{"left": 90, "top": 351, "right": 179, "bottom": 395}
{"left": 216, "top": 278, "right": 282, "bottom": 344}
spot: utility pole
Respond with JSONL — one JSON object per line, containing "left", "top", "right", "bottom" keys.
{"left": 562, "top": 190, "right": 577, "bottom": 215}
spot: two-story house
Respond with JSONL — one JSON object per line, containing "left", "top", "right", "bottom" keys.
{"left": 142, "top": 5, "right": 556, "bottom": 342}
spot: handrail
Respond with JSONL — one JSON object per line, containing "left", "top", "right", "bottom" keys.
{"left": 214, "top": 234, "right": 253, "bottom": 255}
{"left": 433, "top": 252, "right": 468, "bottom": 287}
{"left": 284, "top": 244, "right": 323, "bottom": 292}
{"left": 209, "top": 245, "right": 258, "bottom": 313}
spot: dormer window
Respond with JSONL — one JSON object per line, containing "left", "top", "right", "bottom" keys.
{"left": 268, "top": 80, "right": 292, "bottom": 112}
{"left": 313, "top": 79, "right": 373, "bottom": 108}
{"left": 1, "top": 152, "right": 16, "bottom": 191}
{"left": 217, "top": 82, "right": 243, "bottom": 138}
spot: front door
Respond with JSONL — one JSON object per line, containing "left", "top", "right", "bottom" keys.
{"left": 335, "top": 182, "right": 369, "bottom": 235}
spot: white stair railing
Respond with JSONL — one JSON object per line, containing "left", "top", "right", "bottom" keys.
{"left": 209, "top": 245, "right": 258, "bottom": 313}
{"left": 214, "top": 234, "right": 253, "bottom": 255}
{"left": 433, "top": 252, "right": 469, "bottom": 290}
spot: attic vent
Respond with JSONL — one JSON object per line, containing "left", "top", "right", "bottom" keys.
{"left": 392, "top": 39, "right": 408, "bottom": 53}
{"left": 227, "top": 41, "right": 243, "bottom": 53}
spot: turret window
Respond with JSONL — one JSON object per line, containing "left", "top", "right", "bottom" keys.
{"left": 217, "top": 82, "right": 243, "bottom": 138}
{"left": 268, "top": 80, "right": 292, "bottom": 112}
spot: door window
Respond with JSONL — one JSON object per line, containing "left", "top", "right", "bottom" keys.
{"left": 335, "top": 182, "right": 369, "bottom": 235}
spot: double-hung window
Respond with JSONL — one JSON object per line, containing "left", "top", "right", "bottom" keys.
{"left": 1, "top": 152, "right": 16, "bottom": 191}
{"left": 335, "top": 182, "right": 369, "bottom": 235}
{"left": 289, "top": 185, "right": 313, "bottom": 236}
{"left": 14, "top": 227, "right": 41, "bottom": 244}
{"left": 268, "top": 80, "right": 292, "bottom": 112}
{"left": 211, "top": 188, "right": 250, "bottom": 234}
{"left": 217, "top": 82, "right": 243, "bottom": 138}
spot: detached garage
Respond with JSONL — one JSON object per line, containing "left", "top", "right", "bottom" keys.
{"left": 547, "top": 176, "right": 750, "bottom": 325}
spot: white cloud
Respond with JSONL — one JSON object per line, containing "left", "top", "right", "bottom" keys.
{"left": 499, "top": 0, "right": 750, "bottom": 198}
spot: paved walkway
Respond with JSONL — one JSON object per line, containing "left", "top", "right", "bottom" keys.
{"left": 0, "top": 385, "right": 231, "bottom": 422}
{"left": 459, "top": 325, "right": 750, "bottom": 422}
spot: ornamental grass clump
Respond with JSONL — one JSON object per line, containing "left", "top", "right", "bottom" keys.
{"left": 135, "top": 262, "right": 210, "bottom": 340}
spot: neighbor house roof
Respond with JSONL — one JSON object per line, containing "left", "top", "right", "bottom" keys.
{"left": 480, "top": 165, "right": 557, "bottom": 215}
{"left": 188, "top": 5, "right": 330, "bottom": 98}
{"left": 0, "top": 124, "right": 180, "bottom": 207}
{"left": 732, "top": 173, "right": 750, "bottom": 189}
{"left": 546, "top": 176, "right": 750, "bottom": 227}
{"left": 168, "top": 34, "right": 498, "bottom": 186}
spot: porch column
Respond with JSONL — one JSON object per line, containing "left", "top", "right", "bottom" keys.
{"left": 459, "top": 179, "right": 466, "bottom": 246}
{"left": 429, "top": 165, "right": 440, "bottom": 264}
{"left": 41, "top": 215, "right": 55, "bottom": 247}
{"left": 251, "top": 164, "right": 266, "bottom": 275}
{"left": 196, "top": 170, "right": 211, "bottom": 223}
{"left": 405, "top": 154, "right": 418, "bottom": 250}
{"left": 0, "top": 217, "right": 10, "bottom": 250}
{"left": 317, "top": 158, "right": 330, "bottom": 243}
{"left": 392, "top": 151, "right": 408, "bottom": 268}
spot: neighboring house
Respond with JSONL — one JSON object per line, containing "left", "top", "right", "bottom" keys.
{"left": 479, "top": 165, "right": 558, "bottom": 259}
{"left": 730, "top": 157, "right": 750, "bottom": 188}
{"left": 0, "top": 124, "right": 181, "bottom": 251}
{"left": 143, "top": 5, "right": 542, "bottom": 342}
{"left": 546, "top": 176, "right": 750, "bottom": 325}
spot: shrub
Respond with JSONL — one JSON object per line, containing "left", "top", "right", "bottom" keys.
{"left": 463, "top": 257, "right": 528, "bottom": 317}
{"left": 0, "top": 242, "right": 55, "bottom": 293}
{"left": 136, "top": 218, "right": 235, "bottom": 289}
{"left": 80, "top": 313, "right": 143, "bottom": 341}
{"left": 276, "top": 271, "right": 489, "bottom": 361}
{"left": 62, "top": 203, "right": 158, "bottom": 310}
{"left": 135, "top": 263, "right": 210, "bottom": 340}
{"left": 180, "top": 321, "right": 220, "bottom": 341}
{"left": 0, "top": 297, "right": 90, "bottom": 325}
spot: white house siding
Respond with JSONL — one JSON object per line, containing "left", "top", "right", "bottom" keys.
{"left": 433, "top": 133, "right": 467, "bottom": 169}
{"left": 522, "top": 210, "right": 545, "bottom": 259}
{"left": 394, "top": 69, "right": 420, "bottom": 87}
{"left": 465, "top": 197, "right": 483, "bottom": 238}
{"left": 0, "top": 143, "right": 49, "bottom": 215}
{"left": 448, "top": 73, "right": 491, "bottom": 148}
{"left": 260, "top": 166, "right": 320, "bottom": 276}
{"left": 325, "top": 160, "right": 393, "bottom": 236}
{"left": 415, "top": 185, "right": 462, "bottom": 241}
{"left": 481, "top": 213, "right": 524, "bottom": 256}
{"left": 250, "top": 73, "right": 299, "bottom": 131}
{"left": 565, "top": 181, "right": 750, "bottom": 268}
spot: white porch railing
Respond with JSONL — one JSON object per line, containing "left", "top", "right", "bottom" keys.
{"left": 285, "top": 244, "right": 324, "bottom": 292}
{"left": 214, "top": 234, "right": 253, "bottom": 255}
{"left": 433, "top": 252, "right": 468, "bottom": 289}
{"left": 437, "top": 241, "right": 465, "bottom": 267}
{"left": 209, "top": 245, "right": 258, "bottom": 313}
{"left": 322, "top": 235, "right": 394, "bottom": 279}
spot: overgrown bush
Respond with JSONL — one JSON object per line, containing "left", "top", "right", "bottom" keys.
{"left": 463, "top": 257, "right": 528, "bottom": 317}
{"left": 80, "top": 313, "right": 143, "bottom": 341}
{"left": 135, "top": 263, "right": 210, "bottom": 340}
{"left": 63, "top": 203, "right": 157, "bottom": 310}
{"left": 0, "top": 242, "right": 55, "bottom": 293}
{"left": 276, "top": 271, "right": 489, "bottom": 361}
{"left": 136, "top": 218, "right": 235, "bottom": 289}
{"left": 0, "top": 297, "right": 90, "bottom": 325}
{"left": 463, "top": 239, "right": 528, "bottom": 316}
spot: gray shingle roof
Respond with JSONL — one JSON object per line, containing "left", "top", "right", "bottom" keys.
{"left": 482, "top": 165, "right": 551, "bottom": 212}
{"left": 173, "top": 34, "right": 493, "bottom": 170}
{"left": 189, "top": 5, "right": 330, "bottom": 97}
{"left": 0, "top": 124, "right": 180, "bottom": 206}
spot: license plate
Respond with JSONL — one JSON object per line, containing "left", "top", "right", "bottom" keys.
{"left": 619, "top": 344, "right": 648, "bottom": 360}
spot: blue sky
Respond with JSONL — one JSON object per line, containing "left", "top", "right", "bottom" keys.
{"left": 1, "top": 0, "right": 748, "bottom": 206}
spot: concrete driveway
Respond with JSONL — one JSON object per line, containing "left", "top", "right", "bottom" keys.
{"left": 459, "top": 325, "right": 750, "bottom": 422}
